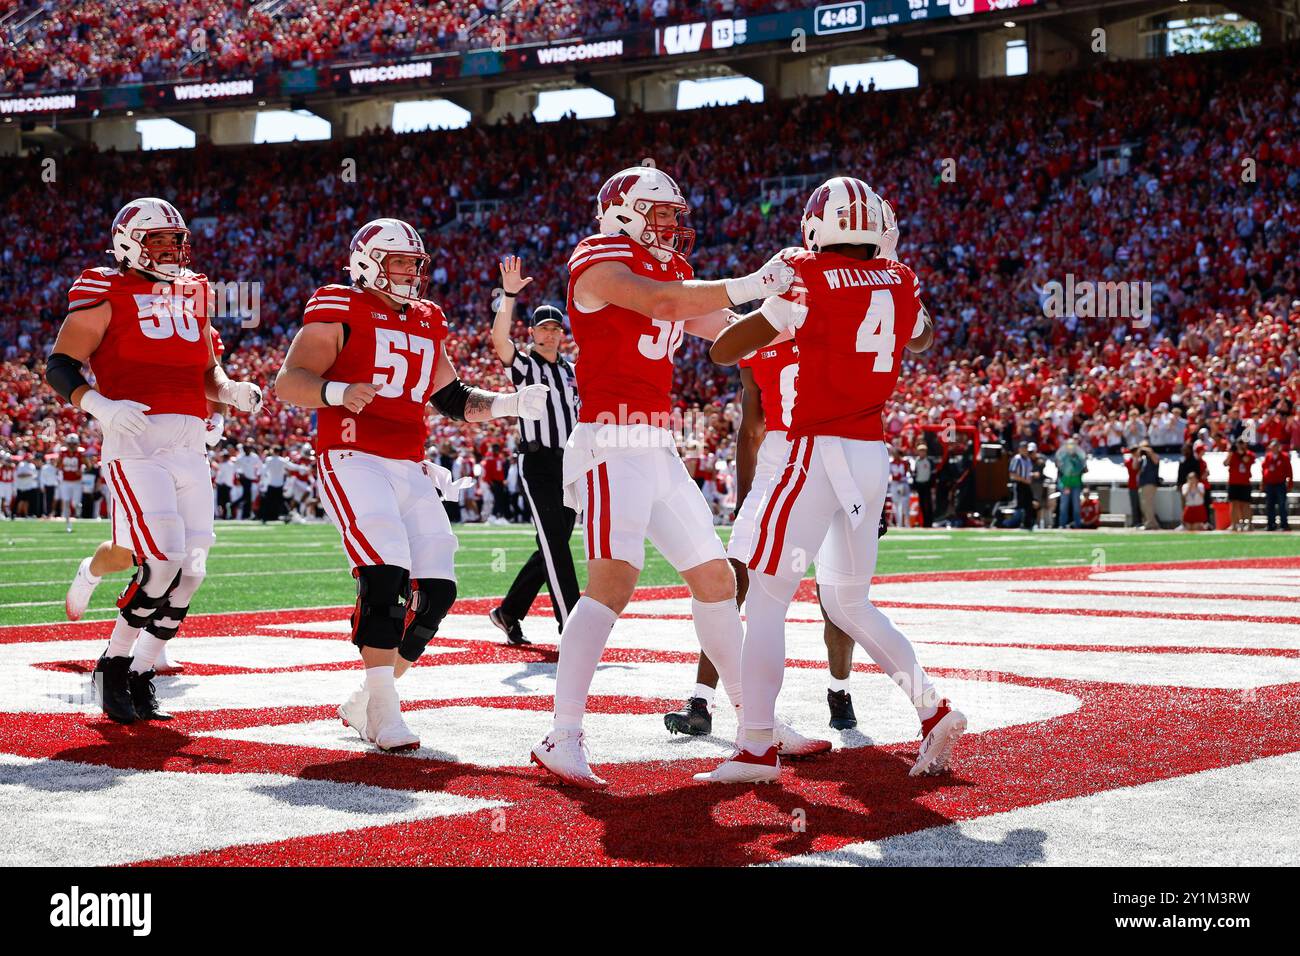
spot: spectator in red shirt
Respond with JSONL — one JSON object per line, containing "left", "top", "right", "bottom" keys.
{"left": 482, "top": 444, "right": 510, "bottom": 522}
{"left": 1226, "top": 438, "right": 1256, "bottom": 531}
{"left": 1261, "top": 439, "right": 1293, "bottom": 532}
{"left": 1123, "top": 447, "right": 1142, "bottom": 528}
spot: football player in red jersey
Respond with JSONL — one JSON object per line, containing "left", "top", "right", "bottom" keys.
{"left": 662, "top": 337, "right": 863, "bottom": 736}
{"left": 275, "top": 218, "right": 548, "bottom": 752}
{"left": 56, "top": 434, "right": 87, "bottom": 532}
{"left": 64, "top": 325, "right": 229, "bottom": 678}
{"left": 699, "top": 177, "right": 965, "bottom": 783}
{"left": 45, "top": 198, "right": 263, "bottom": 724}
{"left": 529, "top": 166, "right": 828, "bottom": 789}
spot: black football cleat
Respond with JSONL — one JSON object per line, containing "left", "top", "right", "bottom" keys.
{"left": 128, "top": 668, "right": 173, "bottom": 721}
{"left": 664, "top": 697, "right": 712, "bottom": 736}
{"left": 827, "top": 689, "right": 857, "bottom": 730}
{"left": 94, "top": 655, "right": 137, "bottom": 724}
{"left": 490, "top": 607, "right": 532, "bottom": 646}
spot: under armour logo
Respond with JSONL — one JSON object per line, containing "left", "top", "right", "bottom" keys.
{"left": 852, "top": 504, "right": 861, "bottom": 515}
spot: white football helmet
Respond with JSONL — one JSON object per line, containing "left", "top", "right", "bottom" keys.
{"left": 801, "top": 177, "right": 890, "bottom": 254}
{"left": 108, "top": 198, "right": 191, "bottom": 280}
{"left": 347, "top": 218, "right": 430, "bottom": 304}
{"left": 596, "top": 166, "right": 695, "bottom": 262}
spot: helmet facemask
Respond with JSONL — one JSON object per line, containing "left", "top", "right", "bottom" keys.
{"left": 633, "top": 199, "right": 695, "bottom": 261}
{"left": 365, "top": 247, "right": 431, "bottom": 305}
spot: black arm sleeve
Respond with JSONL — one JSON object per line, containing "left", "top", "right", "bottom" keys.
{"left": 46, "top": 352, "right": 91, "bottom": 404}
{"left": 430, "top": 378, "right": 472, "bottom": 421}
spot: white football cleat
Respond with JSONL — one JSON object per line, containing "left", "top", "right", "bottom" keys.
{"left": 65, "top": 557, "right": 100, "bottom": 622}
{"left": 694, "top": 746, "right": 780, "bottom": 784}
{"left": 364, "top": 691, "right": 420, "bottom": 753}
{"left": 774, "top": 720, "right": 833, "bottom": 758}
{"left": 153, "top": 642, "right": 183, "bottom": 675}
{"left": 338, "top": 682, "right": 369, "bottom": 740}
{"left": 530, "top": 729, "right": 608, "bottom": 789}
{"left": 910, "top": 699, "right": 967, "bottom": 777}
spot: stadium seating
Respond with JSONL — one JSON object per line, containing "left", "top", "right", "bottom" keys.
{"left": 2, "top": 45, "right": 1298, "bottom": 498}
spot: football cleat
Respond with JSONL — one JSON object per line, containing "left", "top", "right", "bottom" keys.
{"left": 827, "top": 689, "right": 858, "bottom": 730}
{"left": 153, "top": 642, "right": 183, "bottom": 676}
{"left": 128, "top": 668, "right": 172, "bottom": 721}
{"left": 774, "top": 720, "right": 833, "bottom": 758}
{"left": 338, "top": 682, "right": 369, "bottom": 740}
{"left": 664, "top": 696, "right": 712, "bottom": 736}
{"left": 489, "top": 607, "right": 532, "bottom": 646}
{"left": 65, "top": 557, "right": 100, "bottom": 622}
{"left": 364, "top": 691, "right": 420, "bottom": 752}
{"left": 530, "top": 729, "right": 608, "bottom": 789}
{"left": 93, "top": 655, "right": 137, "bottom": 724}
{"left": 910, "top": 699, "right": 967, "bottom": 777}
{"left": 693, "top": 746, "right": 780, "bottom": 784}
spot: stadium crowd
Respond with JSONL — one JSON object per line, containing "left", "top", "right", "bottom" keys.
{"left": 2, "top": 45, "right": 1298, "bottom": 526}
{"left": 2, "top": 0, "right": 787, "bottom": 93}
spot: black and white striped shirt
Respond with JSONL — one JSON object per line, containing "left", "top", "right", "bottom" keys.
{"left": 1010, "top": 453, "right": 1033, "bottom": 482}
{"left": 507, "top": 347, "right": 579, "bottom": 449}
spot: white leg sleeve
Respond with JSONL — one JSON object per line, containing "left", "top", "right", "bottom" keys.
{"left": 552, "top": 596, "right": 618, "bottom": 730}
{"left": 819, "top": 581, "right": 938, "bottom": 717}
{"left": 691, "top": 597, "right": 744, "bottom": 710}
{"left": 739, "top": 571, "right": 799, "bottom": 745}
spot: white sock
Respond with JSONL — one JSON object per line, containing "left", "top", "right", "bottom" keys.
{"left": 739, "top": 572, "right": 799, "bottom": 749}
{"left": 365, "top": 665, "right": 396, "bottom": 695}
{"left": 105, "top": 618, "right": 140, "bottom": 658}
{"left": 693, "top": 682, "right": 716, "bottom": 707}
{"left": 129, "top": 634, "right": 167, "bottom": 674}
{"left": 820, "top": 582, "right": 938, "bottom": 720}
{"left": 691, "top": 598, "right": 745, "bottom": 710}
{"left": 552, "top": 596, "right": 618, "bottom": 731}
{"left": 828, "top": 674, "right": 851, "bottom": 694}
{"left": 84, "top": 564, "right": 103, "bottom": 585}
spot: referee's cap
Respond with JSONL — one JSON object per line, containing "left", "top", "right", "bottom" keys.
{"left": 531, "top": 305, "right": 567, "bottom": 330}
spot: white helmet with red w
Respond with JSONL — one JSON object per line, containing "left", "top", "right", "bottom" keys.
{"left": 801, "top": 177, "right": 894, "bottom": 254}
{"left": 347, "top": 218, "right": 430, "bottom": 304}
{"left": 596, "top": 166, "right": 695, "bottom": 262}
{"left": 108, "top": 198, "right": 192, "bottom": 280}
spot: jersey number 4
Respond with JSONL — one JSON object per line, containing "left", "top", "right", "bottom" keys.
{"left": 373, "top": 329, "right": 438, "bottom": 402}
{"left": 855, "top": 289, "right": 896, "bottom": 373}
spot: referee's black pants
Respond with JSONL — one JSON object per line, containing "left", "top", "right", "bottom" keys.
{"left": 501, "top": 448, "right": 580, "bottom": 631}
{"left": 1015, "top": 483, "right": 1036, "bottom": 530}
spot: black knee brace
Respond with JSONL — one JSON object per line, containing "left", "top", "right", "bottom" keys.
{"left": 145, "top": 601, "right": 190, "bottom": 641}
{"left": 350, "top": 565, "right": 410, "bottom": 650}
{"left": 115, "top": 564, "right": 180, "bottom": 629}
{"left": 399, "top": 578, "right": 457, "bottom": 663}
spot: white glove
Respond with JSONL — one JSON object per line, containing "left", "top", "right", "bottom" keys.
{"left": 878, "top": 199, "right": 899, "bottom": 259}
{"left": 218, "top": 380, "right": 263, "bottom": 415}
{"left": 725, "top": 252, "right": 796, "bottom": 306}
{"left": 204, "top": 412, "right": 225, "bottom": 447}
{"left": 491, "top": 384, "right": 549, "bottom": 421}
{"left": 79, "top": 390, "right": 151, "bottom": 438}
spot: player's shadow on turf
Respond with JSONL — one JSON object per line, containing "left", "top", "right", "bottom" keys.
{"left": 566, "top": 743, "right": 1011, "bottom": 867}
{"left": 778, "top": 825, "right": 1049, "bottom": 867}
{"left": 51, "top": 722, "right": 232, "bottom": 773}
{"left": 249, "top": 778, "right": 421, "bottom": 814}
{"left": 499, "top": 660, "right": 560, "bottom": 695}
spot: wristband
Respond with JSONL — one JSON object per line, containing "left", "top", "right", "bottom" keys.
{"left": 323, "top": 381, "right": 349, "bottom": 406}
{"left": 502, "top": 290, "right": 517, "bottom": 298}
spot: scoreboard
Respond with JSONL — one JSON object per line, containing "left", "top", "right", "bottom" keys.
{"left": 815, "top": 0, "right": 1032, "bottom": 33}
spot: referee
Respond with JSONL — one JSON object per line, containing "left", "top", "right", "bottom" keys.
{"left": 488, "top": 255, "right": 581, "bottom": 645}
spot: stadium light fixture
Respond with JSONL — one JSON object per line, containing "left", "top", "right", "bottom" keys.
{"left": 1005, "top": 20, "right": 1016, "bottom": 28}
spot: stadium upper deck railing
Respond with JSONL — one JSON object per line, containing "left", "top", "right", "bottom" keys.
{"left": 0, "top": 0, "right": 1039, "bottom": 120}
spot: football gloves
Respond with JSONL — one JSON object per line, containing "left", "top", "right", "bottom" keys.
{"left": 725, "top": 252, "right": 796, "bottom": 306}
{"left": 491, "top": 383, "right": 549, "bottom": 421}
{"left": 218, "top": 380, "right": 263, "bottom": 415}
{"left": 79, "top": 391, "right": 151, "bottom": 438}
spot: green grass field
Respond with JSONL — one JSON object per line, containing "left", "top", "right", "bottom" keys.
{"left": 1, "top": 519, "right": 1295, "bottom": 626}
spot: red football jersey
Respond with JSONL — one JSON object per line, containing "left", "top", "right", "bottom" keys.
{"left": 302, "top": 284, "right": 448, "bottom": 462}
{"left": 740, "top": 339, "right": 799, "bottom": 433}
{"left": 59, "top": 448, "right": 83, "bottom": 481}
{"left": 762, "top": 249, "right": 925, "bottom": 442}
{"left": 0, "top": 465, "right": 13, "bottom": 483}
{"left": 566, "top": 234, "right": 694, "bottom": 424}
{"left": 68, "top": 267, "right": 212, "bottom": 419}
